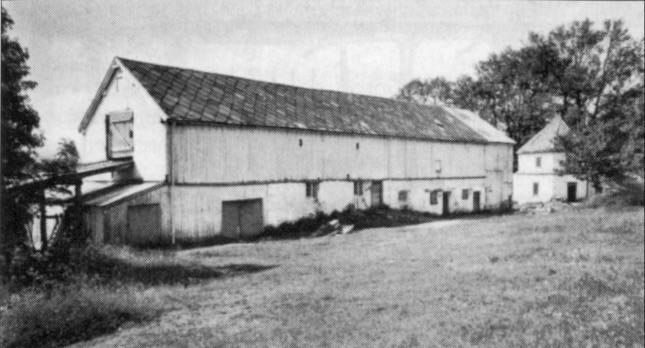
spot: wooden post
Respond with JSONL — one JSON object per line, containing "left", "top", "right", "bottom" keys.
{"left": 75, "top": 181, "right": 82, "bottom": 232}
{"left": 39, "top": 189, "right": 47, "bottom": 251}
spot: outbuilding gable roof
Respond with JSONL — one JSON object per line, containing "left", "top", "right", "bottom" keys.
{"left": 80, "top": 57, "right": 514, "bottom": 144}
{"left": 517, "top": 115, "right": 570, "bottom": 154}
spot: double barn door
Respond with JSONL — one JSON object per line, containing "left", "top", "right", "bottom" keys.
{"left": 221, "top": 199, "right": 264, "bottom": 239}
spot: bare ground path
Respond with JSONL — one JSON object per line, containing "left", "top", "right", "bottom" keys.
{"left": 71, "top": 209, "right": 644, "bottom": 348}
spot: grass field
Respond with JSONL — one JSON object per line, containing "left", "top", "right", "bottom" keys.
{"left": 5, "top": 207, "right": 644, "bottom": 348}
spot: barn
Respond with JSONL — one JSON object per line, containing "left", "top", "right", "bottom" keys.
{"left": 78, "top": 57, "right": 514, "bottom": 245}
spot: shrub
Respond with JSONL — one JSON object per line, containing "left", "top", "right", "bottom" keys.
{"left": 261, "top": 205, "right": 436, "bottom": 240}
{"left": 0, "top": 285, "right": 160, "bottom": 348}
{"left": 587, "top": 182, "right": 645, "bottom": 208}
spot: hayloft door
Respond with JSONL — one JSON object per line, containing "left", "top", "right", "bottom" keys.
{"left": 106, "top": 111, "right": 134, "bottom": 159}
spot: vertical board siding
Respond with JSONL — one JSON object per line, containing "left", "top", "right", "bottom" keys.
{"left": 95, "top": 186, "right": 169, "bottom": 245}
{"left": 172, "top": 126, "right": 494, "bottom": 184}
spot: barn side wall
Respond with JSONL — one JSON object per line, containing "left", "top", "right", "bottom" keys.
{"left": 170, "top": 125, "right": 507, "bottom": 183}
{"left": 169, "top": 177, "right": 491, "bottom": 242}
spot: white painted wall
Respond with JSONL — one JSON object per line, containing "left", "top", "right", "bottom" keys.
{"left": 514, "top": 151, "right": 587, "bottom": 204}
{"left": 169, "top": 177, "right": 489, "bottom": 240}
{"left": 80, "top": 67, "right": 167, "bottom": 182}
{"left": 517, "top": 152, "right": 565, "bottom": 174}
{"left": 513, "top": 173, "right": 587, "bottom": 204}
{"left": 170, "top": 125, "right": 504, "bottom": 183}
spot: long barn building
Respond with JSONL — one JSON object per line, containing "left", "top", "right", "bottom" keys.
{"left": 78, "top": 57, "right": 514, "bottom": 245}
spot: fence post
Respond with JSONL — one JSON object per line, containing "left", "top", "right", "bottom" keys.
{"left": 40, "top": 188, "right": 47, "bottom": 251}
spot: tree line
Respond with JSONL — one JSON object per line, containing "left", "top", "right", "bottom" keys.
{"left": 397, "top": 19, "right": 644, "bottom": 189}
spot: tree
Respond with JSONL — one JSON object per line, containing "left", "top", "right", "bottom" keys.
{"left": 1, "top": 8, "right": 80, "bottom": 275}
{"left": 2, "top": 7, "right": 44, "bottom": 268}
{"left": 540, "top": 20, "right": 645, "bottom": 186}
{"left": 396, "top": 77, "right": 453, "bottom": 105}
{"left": 396, "top": 18, "right": 644, "bottom": 182}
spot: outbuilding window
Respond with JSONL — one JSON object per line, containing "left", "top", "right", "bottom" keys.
{"left": 533, "top": 182, "right": 539, "bottom": 196}
{"left": 430, "top": 191, "right": 438, "bottom": 205}
{"left": 353, "top": 181, "right": 363, "bottom": 195}
{"left": 462, "top": 189, "right": 469, "bottom": 200}
{"left": 306, "top": 182, "right": 319, "bottom": 200}
{"left": 398, "top": 190, "right": 409, "bottom": 202}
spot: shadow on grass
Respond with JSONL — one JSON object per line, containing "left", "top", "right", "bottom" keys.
{"left": 82, "top": 252, "right": 277, "bottom": 286}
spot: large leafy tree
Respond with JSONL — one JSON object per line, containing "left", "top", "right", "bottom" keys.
{"left": 396, "top": 77, "right": 453, "bottom": 105}
{"left": 396, "top": 18, "right": 644, "bottom": 183}
{"left": 541, "top": 20, "right": 644, "bottom": 188}
{"left": 1, "top": 7, "right": 43, "bottom": 182}
{"left": 2, "top": 8, "right": 80, "bottom": 274}
{"left": 2, "top": 7, "right": 44, "bottom": 267}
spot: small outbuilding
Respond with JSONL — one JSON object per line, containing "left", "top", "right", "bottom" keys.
{"left": 513, "top": 115, "right": 588, "bottom": 204}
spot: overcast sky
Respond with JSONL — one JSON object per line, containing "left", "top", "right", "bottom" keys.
{"left": 4, "top": 0, "right": 644, "bottom": 156}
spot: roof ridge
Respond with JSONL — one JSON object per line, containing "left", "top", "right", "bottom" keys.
{"left": 116, "top": 56, "right": 438, "bottom": 111}
{"left": 77, "top": 57, "right": 515, "bottom": 144}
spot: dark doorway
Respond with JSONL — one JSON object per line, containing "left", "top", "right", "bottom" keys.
{"left": 567, "top": 182, "right": 577, "bottom": 202}
{"left": 371, "top": 181, "right": 383, "bottom": 206}
{"left": 127, "top": 204, "right": 161, "bottom": 244}
{"left": 442, "top": 191, "right": 451, "bottom": 216}
{"left": 221, "top": 199, "right": 264, "bottom": 238}
{"left": 473, "top": 191, "right": 481, "bottom": 212}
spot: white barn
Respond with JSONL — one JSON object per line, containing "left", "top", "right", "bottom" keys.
{"left": 78, "top": 57, "right": 514, "bottom": 245}
{"left": 513, "top": 115, "right": 588, "bottom": 204}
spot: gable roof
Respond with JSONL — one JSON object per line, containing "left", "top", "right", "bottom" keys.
{"left": 517, "top": 115, "right": 570, "bottom": 154}
{"left": 80, "top": 57, "right": 514, "bottom": 144}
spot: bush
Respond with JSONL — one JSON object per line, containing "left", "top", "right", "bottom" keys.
{"left": 0, "top": 285, "right": 160, "bottom": 348}
{"left": 261, "top": 205, "right": 436, "bottom": 240}
{"left": 587, "top": 181, "right": 645, "bottom": 208}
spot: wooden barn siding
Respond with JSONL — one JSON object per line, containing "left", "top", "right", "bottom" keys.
{"left": 170, "top": 125, "right": 507, "bottom": 184}
{"left": 94, "top": 186, "right": 169, "bottom": 245}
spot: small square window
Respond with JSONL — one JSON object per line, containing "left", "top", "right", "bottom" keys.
{"left": 533, "top": 182, "right": 539, "bottom": 196}
{"left": 462, "top": 189, "right": 469, "bottom": 200}
{"left": 430, "top": 191, "right": 438, "bottom": 205}
{"left": 353, "top": 181, "right": 363, "bottom": 195}
{"left": 306, "top": 182, "right": 319, "bottom": 199}
{"left": 536, "top": 157, "right": 541, "bottom": 168}
{"left": 398, "top": 190, "right": 409, "bottom": 202}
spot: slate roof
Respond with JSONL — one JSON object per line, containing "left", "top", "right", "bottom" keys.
{"left": 517, "top": 115, "right": 570, "bottom": 154}
{"left": 81, "top": 57, "right": 514, "bottom": 144}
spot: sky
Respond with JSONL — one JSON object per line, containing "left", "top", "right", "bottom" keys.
{"left": 3, "top": 0, "right": 644, "bottom": 157}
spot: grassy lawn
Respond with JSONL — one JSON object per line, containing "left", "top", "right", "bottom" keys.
{"left": 6, "top": 207, "right": 644, "bottom": 348}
